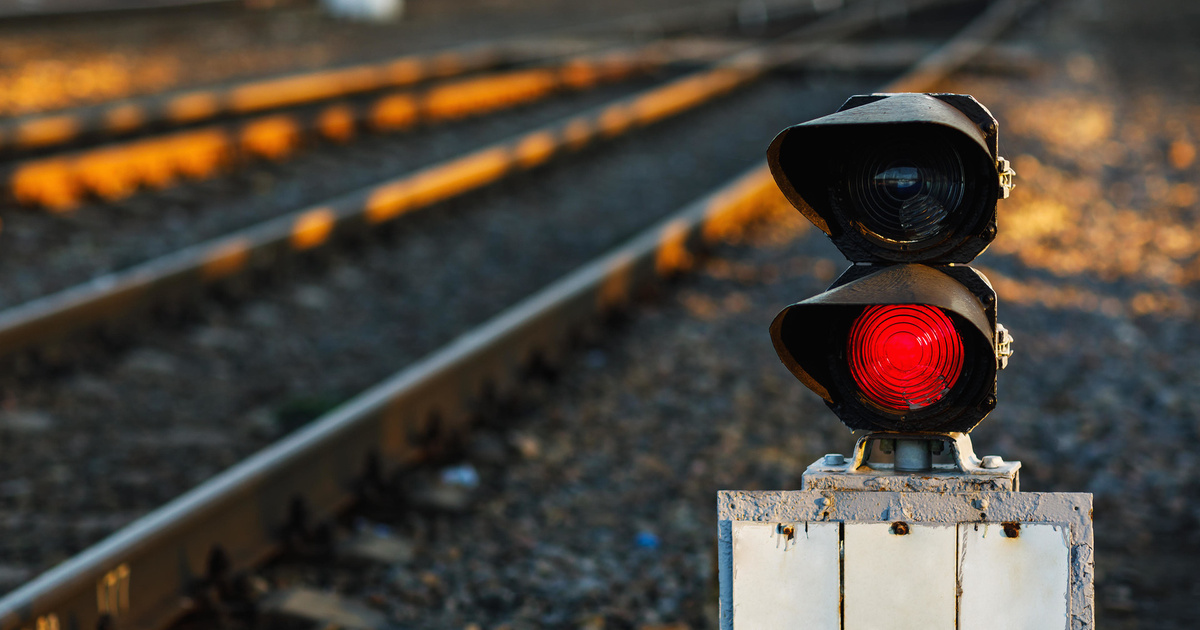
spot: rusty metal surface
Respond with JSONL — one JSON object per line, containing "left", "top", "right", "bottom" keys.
{"left": 801, "top": 432, "right": 1021, "bottom": 492}
{"left": 718, "top": 489, "right": 1094, "bottom": 629}
{"left": 729, "top": 521, "right": 841, "bottom": 628}
{"left": 0, "top": 2, "right": 1032, "bottom": 629}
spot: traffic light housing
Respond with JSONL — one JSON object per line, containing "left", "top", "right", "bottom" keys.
{"left": 768, "top": 93, "right": 1014, "bottom": 434}
{"left": 768, "top": 93, "right": 1010, "bottom": 264}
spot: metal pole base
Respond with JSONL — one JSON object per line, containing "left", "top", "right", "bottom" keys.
{"left": 719, "top": 432, "right": 1094, "bottom": 629}
{"left": 803, "top": 432, "right": 1021, "bottom": 492}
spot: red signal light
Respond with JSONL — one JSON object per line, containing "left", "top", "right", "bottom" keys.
{"left": 766, "top": 94, "right": 1013, "bottom": 432}
{"left": 848, "top": 304, "right": 963, "bottom": 410}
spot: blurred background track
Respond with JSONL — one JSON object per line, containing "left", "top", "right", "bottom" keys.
{"left": 0, "top": 0, "right": 812, "bottom": 115}
{"left": 0, "top": 1, "right": 1028, "bottom": 628}
{"left": 0, "top": 0, "right": 1195, "bottom": 628}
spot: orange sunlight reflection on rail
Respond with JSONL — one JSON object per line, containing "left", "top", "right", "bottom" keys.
{"left": 0, "top": 56, "right": 179, "bottom": 116}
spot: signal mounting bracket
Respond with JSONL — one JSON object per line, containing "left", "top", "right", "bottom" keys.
{"left": 802, "top": 432, "right": 1021, "bottom": 493}
{"left": 997, "top": 156, "right": 1017, "bottom": 198}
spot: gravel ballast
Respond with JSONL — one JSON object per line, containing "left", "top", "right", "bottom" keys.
{"left": 6, "top": 0, "right": 1195, "bottom": 626}
{"left": 244, "top": 1, "right": 1200, "bottom": 628}
{"left": 0, "top": 75, "right": 669, "bottom": 308}
{"left": 0, "top": 71, "right": 881, "bottom": 589}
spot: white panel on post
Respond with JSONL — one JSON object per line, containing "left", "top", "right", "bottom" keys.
{"left": 958, "top": 523, "right": 1070, "bottom": 629}
{"left": 844, "top": 522, "right": 957, "bottom": 630}
{"left": 730, "top": 521, "right": 840, "bottom": 630}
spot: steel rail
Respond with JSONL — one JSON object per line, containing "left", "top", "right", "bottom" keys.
{"left": 0, "top": 161, "right": 791, "bottom": 630}
{"left": 0, "top": 41, "right": 525, "bottom": 156}
{"left": 11, "top": 34, "right": 1034, "bottom": 211}
{"left": 8, "top": 46, "right": 666, "bottom": 210}
{"left": 0, "top": 2, "right": 1038, "bottom": 629}
{"left": 0, "top": 0, "right": 894, "bottom": 361}
{"left": 0, "top": 0, "right": 829, "bottom": 157}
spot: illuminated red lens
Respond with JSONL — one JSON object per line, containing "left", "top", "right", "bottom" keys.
{"left": 848, "top": 304, "right": 963, "bottom": 410}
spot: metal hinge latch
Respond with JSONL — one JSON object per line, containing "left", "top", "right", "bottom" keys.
{"left": 996, "top": 323, "right": 1014, "bottom": 369}
{"left": 997, "top": 156, "right": 1016, "bottom": 199}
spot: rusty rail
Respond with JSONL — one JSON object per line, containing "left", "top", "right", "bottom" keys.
{"left": 0, "top": 2, "right": 1038, "bottom": 628}
{"left": 0, "top": 0, "right": 895, "bottom": 361}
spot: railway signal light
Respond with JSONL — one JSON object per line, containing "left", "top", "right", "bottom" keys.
{"left": 767, "top": 93, "right": 1014, "bottom": 433}
{"left": 723, "top": 93, "right": 1090, "bottom": 630}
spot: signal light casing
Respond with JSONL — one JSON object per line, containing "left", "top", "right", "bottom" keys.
{"left": 767, "top": 93, "right": 1012, "bottom": 434}
{"left": 767, "top": 93, "right": 1003, "bottom": 264}
{"left": 770, "top": 264, "right": 998, "bottom": 433}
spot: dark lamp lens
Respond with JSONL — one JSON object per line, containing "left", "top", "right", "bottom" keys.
{"left": 846, "top": 133, "right": 966, "bottom": 245}
{"left": 848, "top": 304, "right": 963, "bottom": 411}
{"left": 874, "top": 165, "right": 922, "bottom": 200}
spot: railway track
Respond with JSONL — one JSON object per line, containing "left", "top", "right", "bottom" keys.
{"left": 0, "top": 2, "right": 854, "bottom": 212}
{"left": 1, "top": 0, "right": 1039, "bottom": 214}
{"left": 0, "top": 0, "right": 805, "bottom": 119}
{"left": 0, "top": 0, "right": 1040, "bottom": 628}
{"left": 3, "top": 38, "right": 1037, "bottom": 211}
{"left": 0, "top": 0, "right": 905, "bottom": 362}
{"left": 0, "top": 41, "right": 543, "bottom": 159}
{"left": 6, "top": 45, "right": 667, "bottom": 210}
{"left": 0, "top": 0, "right": 830, "bottom": 161}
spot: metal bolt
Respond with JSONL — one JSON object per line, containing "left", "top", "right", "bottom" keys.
{"left": 973, "top": 497, "right": 989, "bottom": 510}
{"left": 996, "top": 324, "right": 1014, "bottom": 370}
{"left": 895, "top": 439, "right": 933, "bottom": 472}
{"left": 823, "top": 453, "right": 845, "bottom": 466}
{"left": 981, "top": 455, "right": 1004, "bottom": 469}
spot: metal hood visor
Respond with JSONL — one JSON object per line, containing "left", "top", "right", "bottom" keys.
{"left": 767, "top": 92, "right": 1001, "bottom": 265}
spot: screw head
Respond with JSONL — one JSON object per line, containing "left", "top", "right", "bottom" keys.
{"left": 823, "top": 453, "right": 846, "bottom": 466}
{"left": 981, "top": 455, "right": 1004, "bottom": 469}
